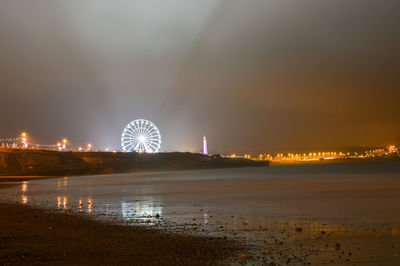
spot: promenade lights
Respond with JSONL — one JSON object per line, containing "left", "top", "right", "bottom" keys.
{"left": 57, "top": 138, "right": 68, "bottom": 151}
{"left": 62, "top": 138, "right": 68, "bottom": 150}
{"left": 20, "top": 132, "right": 28, "bottom": 148}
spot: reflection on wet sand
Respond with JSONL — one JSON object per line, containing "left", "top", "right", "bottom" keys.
{"left": 203, "top": 212, "right": 209, "bottom": 225}
{"left": 57, "top": 196, "right": 68, "bottom": 209}
{"left": 21, "top": 181, "right": 28, "bottom": 204}
{"left": 121, "top": 197, "right": 163, "bottom": 225}
{"left": 79, "top": 199, "right": 82, "bottom": 211}
{"left": 41, "top": 177, "right": 96, "bottom": 214}
{"left": 21, "top": 181, "right": 28, "bottom": 193}
{"left": 88, "top": 198, "right": 92, "bottom": 214}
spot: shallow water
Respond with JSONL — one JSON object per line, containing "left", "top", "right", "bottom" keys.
{"left": 2, "top": 161, "right": 400, "bottom": 264}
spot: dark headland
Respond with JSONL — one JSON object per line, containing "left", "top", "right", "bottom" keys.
{"left": 0, "top": 149, "right": 266, "bottom": 179}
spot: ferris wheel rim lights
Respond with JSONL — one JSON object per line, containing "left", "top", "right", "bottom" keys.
{"left": 121, "top": 119, "right": 161, "bottom": 153}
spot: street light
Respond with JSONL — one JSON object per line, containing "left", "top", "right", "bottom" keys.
{"left": 62, "top": 138, "right": 68, "bottom": 150}
{"left": 20, "top": 132, "right": 28, "bottom": 148}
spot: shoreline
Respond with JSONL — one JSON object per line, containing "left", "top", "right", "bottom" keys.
{"left": 0, "top": 202, "right": 244, "bottom": 265}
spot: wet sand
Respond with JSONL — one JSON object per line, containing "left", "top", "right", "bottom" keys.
{"left": 1, "top": 161, "right": 400, "bottom": 265}
{"left": 0, "top": 202, "right": 242, "bottom": 265}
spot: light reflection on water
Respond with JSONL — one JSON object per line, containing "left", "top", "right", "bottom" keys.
{"left": 57, "top": 196, "right": 68, "bottom": 210}
{"left": 121, "top": 198, "right": 163, "bottom": 224}
{"left": 15, "top": 175, "right": 165, "bottom": 222}
{"left": 88, "top": 198, "right": 92, "bottom": 214}
{"left": 21, "top": 181, "right": 28, "bottom": 204}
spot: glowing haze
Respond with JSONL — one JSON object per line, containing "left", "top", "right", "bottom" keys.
{"left": 0, "top": 0, "right": 399, "bottom": 153}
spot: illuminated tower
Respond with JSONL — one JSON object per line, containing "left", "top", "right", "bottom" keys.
{"left": 203, "top": 136, "right": 208, "bottom": 155}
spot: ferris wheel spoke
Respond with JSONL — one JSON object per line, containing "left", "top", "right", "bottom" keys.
{"left": 147, "top": 135, "right": 161, "bottom": 141}
{"left": 147, "top": 137, "right": 160, "bottom": 143}
{"left": 142, "top": 142, "right": 151, "bottom": 152}
{"left": 146, "top": 132, "right": 160, "bottom": 137}
{"left": 146, "top": 132, "right": 158, "bottom": 140}
{"left": 133, "top": 141, "right": 141, "bottom": 151}
{"left": 147, "top": 142, "right": 159, "bottom": 152}
{"left": 122, "top": 139, "right": 135, "bottom": 145}
{"left": 142, "top": 123, "right": 153, "bottom": 136}
{"left": 140, "top": 121, "right": 148, "bottom": 132}
{"left": 122, "top": 132, "right": 134, "bottom": 138}
{"left": 131, "top": 122, "right": 140, "bottom": 134}
{"left": 135, "top": 121, "right": 143, "bottom": 136}
{"left": 145, "top": 122, "right": 156, "bottom": 136}
{"left": 149, "top": 139, "right": 161, "bottom": 148}
{"left": 127, "top": 123, "right": 136, "bottom": 133}
{"left": 147, "top": 126, "right": 157, "bottom": 136}
{"left": 146, "top": 139, "right": 160, "bottom": 144}
{"left": 146, "top": 139, "right": 160, "bottom": 143}
{"left": 122, "top": 135, "right": 135, "bottom": 142}
{"left": 140, "top": 120, "right": 147, "bottom": 132}
{"left": 141, "top": 124, "right": 148, "bottom": 137}
{"left": 124, "top": 129, "right": 136, "bottom": 139}
{"left": 147, "top": 129, "right": 159, "bottom": 135}
{"left": 142, "top": 121, "right": 152, "bottom": 136}
{"left": 141, "top": 142, "right": 147, "bottom": 152}
{"left": 146, "top": 131, "right": 159, "bottom": 138}
{"left": 123, "top": 140, "right": 137, "bottom": 151}
{"left": 146, "top": 140, "right": 157, "bottom": 149}
{"left": 127, "top": 126, "right": 137, "bottom": 136}
{"left": 147, "top": 141, "right": 158, "bottom": 152}
{"left": 129, "top": 124, "right": 140, "bottom": 136}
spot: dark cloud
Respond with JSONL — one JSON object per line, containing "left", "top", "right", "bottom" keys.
{"left": 0, "top": 0, "right": 399, "bottom": 153}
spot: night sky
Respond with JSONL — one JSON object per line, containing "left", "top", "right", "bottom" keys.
{"left": 1, "top": 1, "right": 399, "bottom": 153}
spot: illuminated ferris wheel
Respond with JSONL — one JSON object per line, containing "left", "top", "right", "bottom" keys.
{"left": 121, "top": 119, "right": 161, "bottom": 153}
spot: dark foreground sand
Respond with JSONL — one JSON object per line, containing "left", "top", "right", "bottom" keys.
{"left": 0, "top": 202, "right": 242, "bottom": 265}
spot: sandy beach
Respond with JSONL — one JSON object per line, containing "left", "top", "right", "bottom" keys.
{"left": 1, "top": 161, "right": 400, "bottom": 265}
{"left": 0, "top": 202, "right": 243, "bottom": 265}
